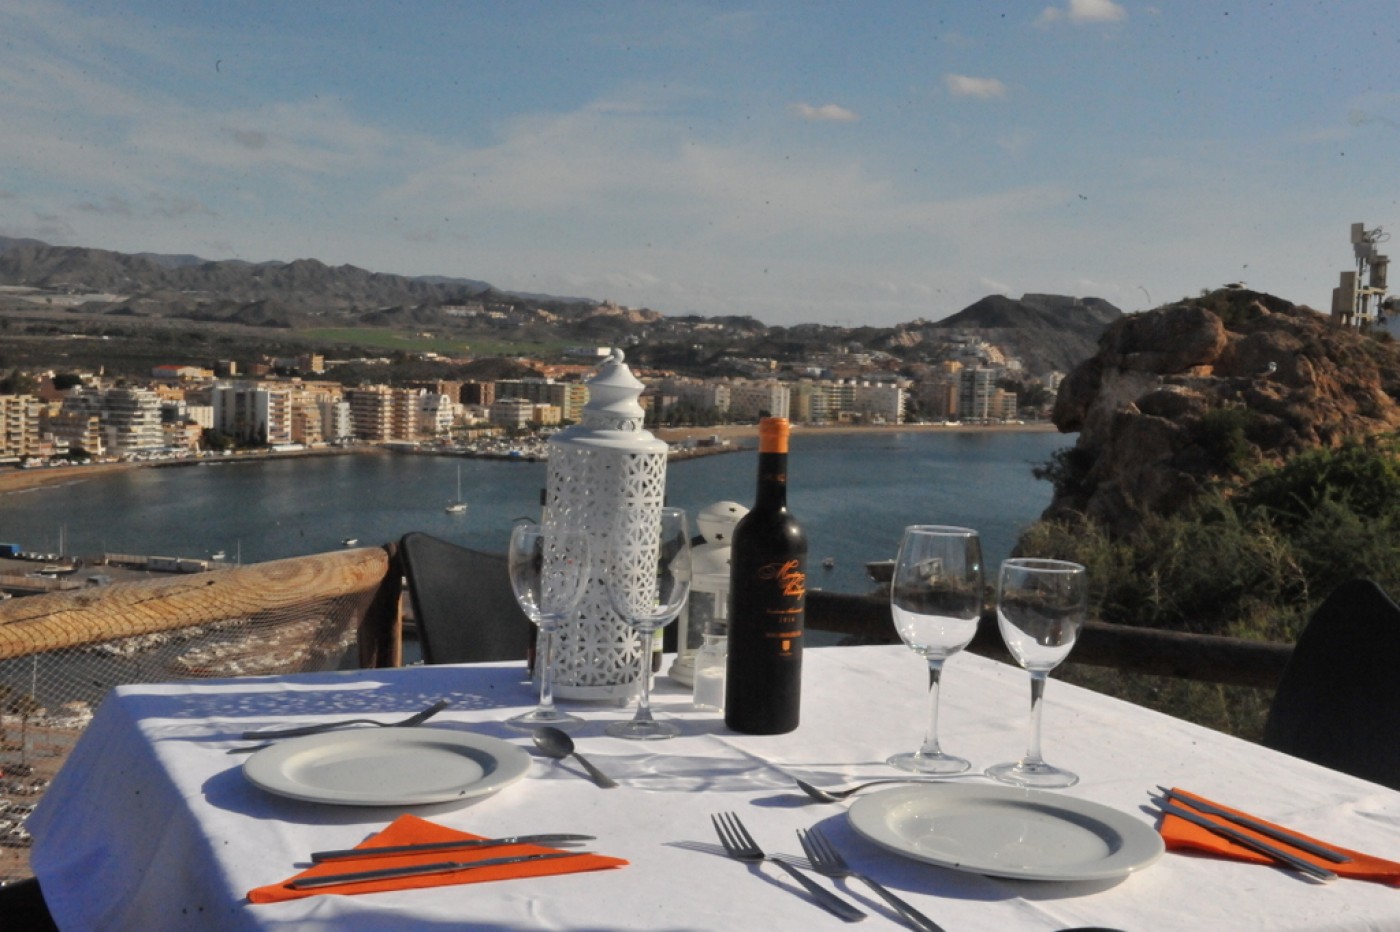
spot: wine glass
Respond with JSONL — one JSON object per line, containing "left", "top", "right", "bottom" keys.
{"left": 887, "top": 525, "right": 984, "bottom": 773}
{"left": 504, "top": 522, "right": 591, "bottom": 731}
{"left": 986, "top": 558, "right": 1088, "bottom": 788}
{"left": 605, "top": 507, "right": 692, "bottom": 740}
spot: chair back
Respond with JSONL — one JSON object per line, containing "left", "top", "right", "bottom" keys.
{"left": 1262, "top": 578, "right": 1400, "bottom": 789}
{"left": 399, "top": 532, "right": 533, "bottom": 664}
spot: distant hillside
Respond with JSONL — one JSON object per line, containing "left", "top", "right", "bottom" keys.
{"left": 936, "top": 293, "right": 1122, "bottom": 375}
{"left": 0, "top": 239, "right": 494, "bottom": 310}
{"left": 0, "top": 236, "right": 1120, "bottom": 377}
{"left": 865, "top": 293, "right": 1122, "bottom": 376}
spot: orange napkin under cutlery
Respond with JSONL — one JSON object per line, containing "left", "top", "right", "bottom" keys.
{"left": 249, "top": 814, "right": 627, "bottom": 903}
{"left": 1158, "top": 787, "right": 1400, "bottom": 886}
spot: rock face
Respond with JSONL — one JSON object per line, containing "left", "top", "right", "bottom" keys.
{"left": 1047, "top": 289, "right": 1400, "bottom": 533}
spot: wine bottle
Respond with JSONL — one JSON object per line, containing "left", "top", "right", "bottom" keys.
{"left": 724, "top": 417, "right": 807, "bottom": 734}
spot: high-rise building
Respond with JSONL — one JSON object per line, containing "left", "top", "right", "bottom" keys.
{"left": 103, "top": 387, "right": 165, "bottom": 454}
{"left": 727, "top": 379, "right": 790, "bottom": 421}
{"left": 0, "top": 394, "right": 41, "bottom": 459}
{"left": 495, "top": 378, "right": 588, "bottom": 423}
{"left": 211, "top": 383, "right": 294, "bottom": 446}
{"left": 958, "top": 367, "right": 999, "bottom": 422}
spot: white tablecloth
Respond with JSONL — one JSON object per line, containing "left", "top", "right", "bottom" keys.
{"left": 28, "top": 646, "right": 1400, "bottom": 931}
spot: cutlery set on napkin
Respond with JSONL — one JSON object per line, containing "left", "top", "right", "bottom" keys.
{"left": 248, "top": 815, "right": 627, "bottom": 902}
{"left": 1151, "top": 786, "right": 1400, "bottom": 886}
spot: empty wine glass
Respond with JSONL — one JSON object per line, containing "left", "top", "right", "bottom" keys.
{"left": 605, "top": 507, "right": 692, "bottom": 740}
{"left": 504, "top": 522, "right": 591, "bottom": 731}
{"left": 887, "top": 525, "right": 984, "bottom": 773}
{"left": 986, "top": 558, "right": 1087, "bottom": 788}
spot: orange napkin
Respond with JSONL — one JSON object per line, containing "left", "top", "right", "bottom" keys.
{"left": 248, "top": 814, "right": 627, "bottom": 903}
{"left": 1159, "top": 787, "right": 1400, "bottom": 886}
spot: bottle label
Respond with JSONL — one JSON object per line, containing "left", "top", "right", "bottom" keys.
{"left": 755, "top": 559, "right": 805, "bottom": 655}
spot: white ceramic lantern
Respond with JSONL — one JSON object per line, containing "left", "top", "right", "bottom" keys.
{"left": 544, "top": 349, "right": 669, "bottom": 700}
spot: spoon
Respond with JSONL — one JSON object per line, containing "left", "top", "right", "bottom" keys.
{"left": 794, "top": 775, "right": 982, "bottom": 803}
{"left": 533, "top": 726, "right": 618, "bottom": 789}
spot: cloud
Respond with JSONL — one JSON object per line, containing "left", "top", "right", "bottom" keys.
{"left": 1037, "top": 0, "right": 1128, "bottom": 25}
{"left": 77, "top": 196, "right": 134, "bottom": 217}
{"left": 789, "top": 102, "right": 859, "bottom": 122}
{"left": 944, "top": 75, "right": 1008, "bottom": 100}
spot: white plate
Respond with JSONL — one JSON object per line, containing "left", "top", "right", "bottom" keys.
{"left": 848, "top": 783, "right": 1164, "bottom": 882}
{"left": 242, "top": 727, "right": 530, "bottom": 806}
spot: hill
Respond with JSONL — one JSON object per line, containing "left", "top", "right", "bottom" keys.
{"left": 0, "top": 236, "right": 1120, "bottom": 377}
{"left": 1047, "top": 287, "right": 1400, "bottom": 533}
{"left": 933, "top": 293, "right": 1123, "bottom": 375}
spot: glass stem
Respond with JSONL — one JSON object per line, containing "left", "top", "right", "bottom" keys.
{"left": 536, "top": 620, "right": 558, "bottom": 713}
{"left": 919, "top": 657, "right": 947, "bottom": 757}
{"left": 633, "top": 625, "right": 657, "bottom": 723}
{"left": 1025, "top": 670, "right": 1048, "bottom": 765}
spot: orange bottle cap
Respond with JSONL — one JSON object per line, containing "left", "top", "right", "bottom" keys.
{"left": 758, "top": 417, "right": 790, "bottom": 453}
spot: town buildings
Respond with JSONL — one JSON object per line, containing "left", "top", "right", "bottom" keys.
{"left": 0, "top": 335, "right": 1058, "bottom": 461}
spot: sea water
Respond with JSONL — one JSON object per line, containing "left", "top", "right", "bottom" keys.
{"left": 0, "top": 429, "right": 1071, "bottom": 596}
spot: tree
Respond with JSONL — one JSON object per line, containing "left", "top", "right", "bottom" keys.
{"left": 0, "top": 368, "right": 40, "bottom": 395}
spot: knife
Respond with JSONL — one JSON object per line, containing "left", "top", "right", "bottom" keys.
{"left": 289, "top": 851, "right": 589, "bottom": 889}
{"left": 1158, "top": 788, "right": 1352, "bottom": 864}
{"left": 310, "top": 834, "right": 595, "bottom": 863}
{"left": 1153, "top": 800, "right": 1336, "bottom": 882}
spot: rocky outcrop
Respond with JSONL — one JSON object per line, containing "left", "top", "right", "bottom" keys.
{"left": 1047, "top": 289, "right": 1400, "bottom": 533}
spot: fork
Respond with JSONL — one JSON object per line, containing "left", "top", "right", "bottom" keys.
{"left": 794, "top": 776, "right": 978, "bottom": 803}
{"left": 798, "top": 827, "right": 945, "bottom": 932}
{"left": 711, "top": 812, "right": 866, "bottom": 923}
{"left": 236, "top": 699, "right": 451, "bottom": 740}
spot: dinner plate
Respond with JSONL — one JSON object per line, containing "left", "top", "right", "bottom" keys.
{"left": 242, "top": 727, "right": 530, "bottom": 806}
{"left": 847, "top": 783, "right": 1164, "bottom": 882}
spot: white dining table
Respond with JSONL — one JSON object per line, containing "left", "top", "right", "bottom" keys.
{"left": 27, "top": 645, "right": 1400, "bottom": 931}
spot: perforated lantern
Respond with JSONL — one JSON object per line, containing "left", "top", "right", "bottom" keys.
{"left": 543, "top": 349, "right": 669, "bottom": 701}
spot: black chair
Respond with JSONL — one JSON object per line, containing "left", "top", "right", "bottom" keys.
{"left": 0, "top": 878, "right": 58, "bottom": 931}
{"left": 1262, "top": 578, "right": 1400, "bottom": 790}
{"left": 398, "top": 532, "right": 533, "bottom": 665}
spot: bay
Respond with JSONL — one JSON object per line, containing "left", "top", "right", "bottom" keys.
{"left": 0, "top": 430, "right": 1071, "bottom": 596}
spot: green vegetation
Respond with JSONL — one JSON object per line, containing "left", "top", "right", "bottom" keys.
{"left": 300, "top": 327, "right": 567, "bottom": 358}
{"left": 1021, "top": 435, "right": 1400, "bottom": 738}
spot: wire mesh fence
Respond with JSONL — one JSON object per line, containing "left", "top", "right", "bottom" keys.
{"left": 0, "top": 548, "right": 392, "bottom": 884}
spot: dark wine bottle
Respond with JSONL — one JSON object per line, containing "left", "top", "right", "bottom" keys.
{"left": 724, "top": 417, "right": 807, "bottom": 734}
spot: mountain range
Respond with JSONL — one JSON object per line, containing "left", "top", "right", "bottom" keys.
{"left": 0, "top": 236, "right": 1121, "bottom": 376}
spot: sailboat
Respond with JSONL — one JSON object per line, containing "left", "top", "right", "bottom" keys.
{"left": 444, "top": 463, "right": 468, "bottom": 515}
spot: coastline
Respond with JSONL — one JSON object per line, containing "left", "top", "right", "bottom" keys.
{"left": 0, "top": 421, "right": 1062, "bottom": 495}
{"left": 654, "top": 420, "right": 1061, "bottom": 444}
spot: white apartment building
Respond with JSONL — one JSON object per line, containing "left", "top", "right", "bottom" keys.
{"left": 656, "top": 377, "right": 731, "bottom": 416}
{"left": 727, "top": 379, "right": 790, "bottom": 421}
{"left": 211, "top": 383, "right": 293, "bottom": 446}
{"left": 320, "top": 399, "right": 353, "bottom": 442}
{"left": 103, "top": 387, "right": 166, "bottom": 454}
{"left": 848, "top": 380, "right": 907, "bottom": 423}
{"left": 419, "top": 393, "right": 455, "bottom": 437}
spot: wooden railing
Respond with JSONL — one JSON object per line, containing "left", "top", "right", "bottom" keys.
{"left": 805, "top": 590, "right": 1293, "bottom": 689}
{"left": 0, "top": 550, "right": 1294, "bottom": 688}
{"left": 0, "top": 547, "right": 402, "bottom": 669}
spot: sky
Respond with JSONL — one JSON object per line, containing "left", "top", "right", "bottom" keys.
{"left": 2, "top": 1, "right": 1398, "bottom": 327}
